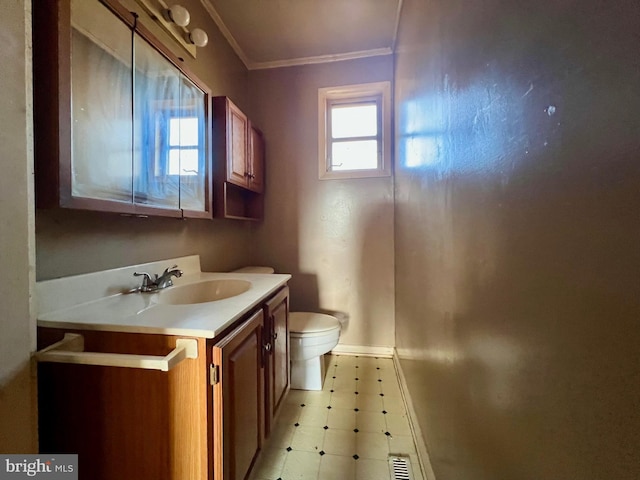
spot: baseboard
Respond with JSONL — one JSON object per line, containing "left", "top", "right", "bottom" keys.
{"left": 330, "top": 344, "right": 394, "bottom": 357}
{"left": 393, "top": 350, "right": 437, "bottom": 480}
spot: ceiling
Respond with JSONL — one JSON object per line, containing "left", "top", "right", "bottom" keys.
{"left": 200, "top": 0, "right": 403, "bottom": 70}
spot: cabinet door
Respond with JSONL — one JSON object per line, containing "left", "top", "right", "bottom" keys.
{"left": 227, "top": 100, "right": 249, "bottom": 188}
{"left": 211, "top": 310, "right": 264, "bottom": 480}
{"left": 133, "top": 33, "right": 181, "bottom": 212}
{"left": 248, "top": 124, "right": 265, "bottom": 193}
{"left": 133, "top": 35, "right": 210, "bottom": 216}
{"left": 69, "top": 0, "right": 134, "bottom": 206}
{"left": 264, "top": 287, "right": 289, "bottom": 437}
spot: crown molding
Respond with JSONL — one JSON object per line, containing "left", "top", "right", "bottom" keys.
{"left": 247, "top": 48, "right": 393, "bottom": 71}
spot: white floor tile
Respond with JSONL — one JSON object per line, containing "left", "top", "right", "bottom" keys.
{"left": 268, "top": 422, "right": 297, "bottom": 448}
{"left": 299, "top": 390, "right": 332, "bottom": 407}
{"left": 354, "top": 356, "right": 379, "bottom": 367}
{"left": 299, "top": 405, "right": 329, "bottom": 427}
{"left": 356, "top": 431, "right": 390, "bottom": 460}
{"left": 321, "top": 428, "right": 357, "bottom": 456}
{"left": 281, "top": 450, "right": 321, "bottom": 480}
{"left": 285, "top": 389, "right": 309, "bottom": 405}
{"left": 357, "top": 366, "right": 380, "bottom": 379}
{"left": 355, "top": 458, "right": 390, "bottom": 480}
{"left": 378, "top": 368, "right": 399, "bottom": 383}
{"left": 254, "top": 353, "right": 422, "bottom": 480}
{"left": 355, "top": 410, "right": 387, "bottom": 433}
{"left": 382, "top": 395, "right": 406, "bottom": 415}
{"left": 326, "top": 407, "right": 357, "bottom": 430}
{"left": 290, "top": 425, "right": 325, "bottom": 453}
{"left": 385, "top": 413, "right": 412, "bottom": 436}
{"left": 380, "top": 379, "right": 402, "bottom": 397}
{"left": 357, "top": 379, "right": 382, "bottom": 395}
{"left": 330, "top": 391, "right": 357, "bottom": 409}
{"left": 356, "top": 393, "right": 385, "bottom": 412}
{"left": 331, "top": 376, "right": 357, "bottom": 393}
{"left": 335, "top": 355, "right": 358, "bottom": 366}
{"left": 277, "top": 404, "right": 302, "bottom": 426}
{"left": 388, "top": 434, "right": 418, "bottom": 455}
{"left": 317, "top": 454, "right": 356, "bottom": 480}
{"left": 249, "top": 445, "right": 287, "bottom": 479}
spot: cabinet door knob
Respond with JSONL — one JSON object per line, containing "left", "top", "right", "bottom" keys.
{"left": 264, "top": 342, "right": 272, "bottom": 352}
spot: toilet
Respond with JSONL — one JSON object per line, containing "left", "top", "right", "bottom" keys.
{"left": 233, "top": 266, "right": 342, "bottom": 391}
{"left": 289, "top": 312, "right": 341, "bottom": 390}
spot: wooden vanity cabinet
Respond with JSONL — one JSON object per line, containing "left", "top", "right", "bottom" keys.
{"left": 211, "top": 309, "right": 265, "bottom": 480}
{"left": 212, "top": 97, "right": 265, "bottom": 220}
{"left": 37, "top": 331, "right": 209, "bottom": 480}
{"left": 263, "top": 286, "right": 290, "bottom": 437}
{"left": 37, "top": 287, "right": 289, "bottom": 480}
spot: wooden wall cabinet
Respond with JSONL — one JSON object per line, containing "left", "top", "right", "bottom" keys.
{"left": 33, "top": 0, "right": 213, "bottom": 219}
{"left": 38, "top": 287, "right": 290, "bottom": 480}
{"left": 213, "top": 97, "right": 265, "bottom": 220}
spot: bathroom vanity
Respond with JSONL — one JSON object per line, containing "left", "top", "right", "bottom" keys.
{"left": 36, "top": 256, "right": 290, "bottom": 480}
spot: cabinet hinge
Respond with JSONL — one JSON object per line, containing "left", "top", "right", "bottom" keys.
{"left": 209, "top": 364, "right": 220, "bottom": 385}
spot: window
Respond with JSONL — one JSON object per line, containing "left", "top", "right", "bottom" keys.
{"left": 167, "top": 115, "right": 200, "bottom": 176}
{"left": 318, "top": 82, "right": 391, "bottom": 179}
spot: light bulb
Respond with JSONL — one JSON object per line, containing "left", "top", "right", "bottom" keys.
{"left": 189, "top": 28, "right": 209, "bottom": 47}
{"left": 167, "top": 5, "right": 190, "bottom": 27}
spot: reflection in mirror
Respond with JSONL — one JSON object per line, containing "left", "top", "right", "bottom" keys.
{"left": 178, "top": 77, "right": 207, "bottom": 212}
{"left": 134, "top": 34, "right": 206, "bottom": 211}
{"left": 71, "top": 0, "right": 133, "bottom": 202}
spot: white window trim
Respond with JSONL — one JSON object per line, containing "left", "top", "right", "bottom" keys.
{"left": 318, "top": 81, "right": 392, "bottom": 180}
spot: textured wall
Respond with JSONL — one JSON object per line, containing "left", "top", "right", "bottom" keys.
{"left": 0, "top": 0, "right": 37, "bottom": 453}
{"left": 249, "top": 57, "right": 395, "bottom": 348}
{"left": 394, "top": 0, "right": 640, "bottom": 479}
{"left": 36, "top": 0, "right": 254, "bottom": 280}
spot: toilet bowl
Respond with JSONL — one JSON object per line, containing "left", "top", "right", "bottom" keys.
{"left": 232, "top": 266, "right": 342, "bottom": 391}
{"left": 289, "top": 312, "right": 341, "bottom": 390}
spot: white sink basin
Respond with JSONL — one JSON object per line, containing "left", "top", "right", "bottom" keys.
{"left": 157, "top": 279, "right": 251, "bottom": 305}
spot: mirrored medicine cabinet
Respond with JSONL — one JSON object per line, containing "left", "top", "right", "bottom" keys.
{"left": 34, "top": 0, "right": 212, "bottom": 218}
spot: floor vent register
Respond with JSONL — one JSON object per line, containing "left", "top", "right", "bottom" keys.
{"left": 388, "top": 455, "right": 414, "bottom": 480}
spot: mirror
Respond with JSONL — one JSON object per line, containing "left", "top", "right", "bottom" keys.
{"left": 68, "top": 0, "right": 209, "bottom": 214}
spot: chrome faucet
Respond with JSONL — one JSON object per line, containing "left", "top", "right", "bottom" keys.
{"left": 156, "top": 265, "right": 183, "bottom": 289}
{"left": 134, "top": 265, "right": 183, "bottom": 292}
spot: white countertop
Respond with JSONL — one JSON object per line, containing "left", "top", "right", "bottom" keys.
{"left": 36, "top": 256, "right": 291, "bottom": 339}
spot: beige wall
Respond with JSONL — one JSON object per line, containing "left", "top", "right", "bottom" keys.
{"left": 249, "top": 57, "right": 395, "bottom": 348}
{"left": 36, "top": 0, "right": 255, "bottom": 280}
{"left": 0, "top": 0, "right": 37, "bottom": 452}
{"left": 394, "top": 0, "right": 640, "bottom": 478}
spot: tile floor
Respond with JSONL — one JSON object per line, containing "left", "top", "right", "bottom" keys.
{"left": 249, "top": 354, "right": 424, "bottom": 480}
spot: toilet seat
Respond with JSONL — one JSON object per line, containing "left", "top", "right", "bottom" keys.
{"left": 290, "top": 312, "right": 341, "bottom": 338}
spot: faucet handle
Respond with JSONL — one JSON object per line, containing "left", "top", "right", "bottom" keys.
{"left": 134, "top": 272, "right": 156, "bottom": 290}
{"left": 163, "top": 265, "right": 183, "bottom": 278}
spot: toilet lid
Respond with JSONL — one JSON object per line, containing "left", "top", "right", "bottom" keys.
{"left": 289, "top": 312, "right": 340, "bottom": 334}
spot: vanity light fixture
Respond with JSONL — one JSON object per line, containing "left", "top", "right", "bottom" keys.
{"left": 134, "top": 0, "right": 209, "bottom": 57}
{"left": 165, "top": 4, "right": 190, "bottom": 27}
{"left": 189, "top": 28, "right": 209, "bottom": 47}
